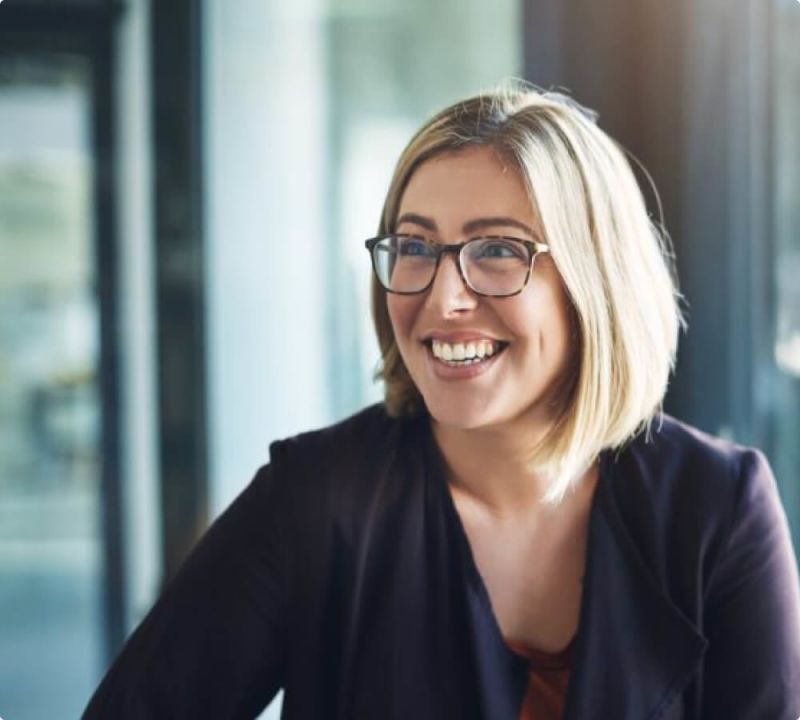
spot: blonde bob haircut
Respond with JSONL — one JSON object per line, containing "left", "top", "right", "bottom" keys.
{"left": 371, "top": 80, "right": 682, "bottom": 503}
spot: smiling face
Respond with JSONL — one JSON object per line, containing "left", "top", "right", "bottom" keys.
{"left": 386, "top": 146, "right": 576, "bottom": 433}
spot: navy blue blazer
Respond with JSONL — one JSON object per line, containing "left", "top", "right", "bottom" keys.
{"left": 83, "top": 405, "right": 800, "bottom": 719}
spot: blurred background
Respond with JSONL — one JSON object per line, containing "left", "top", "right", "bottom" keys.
{"left": 0, "top": 0, "right": 797, "bottom": 717}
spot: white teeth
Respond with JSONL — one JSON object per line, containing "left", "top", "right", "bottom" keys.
{"left": 430, "top": 338, "right": 503, "bottom": 364}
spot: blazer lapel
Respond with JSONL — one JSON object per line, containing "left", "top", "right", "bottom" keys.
{"left": 563, "top": 456, "right": 708, "bottom": 720}
{"left": 463, "top": 579, "right": 531, "bottom": 720}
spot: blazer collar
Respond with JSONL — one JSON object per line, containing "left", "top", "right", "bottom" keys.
{"left": 561, "top": 451, "right": 708, "bottom": 719}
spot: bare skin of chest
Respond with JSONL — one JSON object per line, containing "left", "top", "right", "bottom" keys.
{"left": 451, "top": 474, "right": 596, "bottom": 655}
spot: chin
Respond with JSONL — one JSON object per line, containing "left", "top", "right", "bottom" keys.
{"left": 422, "top": 392, "right": 505, "bottom": 432}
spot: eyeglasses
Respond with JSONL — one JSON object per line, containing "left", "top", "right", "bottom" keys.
{"left": 364, "top": 234, "right": 550, "bottom": 297}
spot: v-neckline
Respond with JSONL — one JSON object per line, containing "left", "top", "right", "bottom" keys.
{"left": 420, "top": 414, "right": 609, "bottom": 667}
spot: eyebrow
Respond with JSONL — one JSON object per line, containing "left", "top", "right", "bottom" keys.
{"left": 395, "top": 212, "right": 535, "bottom": 237}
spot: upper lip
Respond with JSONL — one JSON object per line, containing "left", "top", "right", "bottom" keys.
{"left": 421, "top": 330, "right": 508, "bottom": 344}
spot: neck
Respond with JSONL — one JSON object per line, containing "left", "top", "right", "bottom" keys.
{"left": 431, "top": 414, "right": 593, "bottom": 520}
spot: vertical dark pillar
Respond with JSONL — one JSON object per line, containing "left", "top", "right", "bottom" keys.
{"left": 150, "top": 0, "right": 208, "bottom": 583}
{"left": 93, "top": 6, "right": 126, "bottom": 664}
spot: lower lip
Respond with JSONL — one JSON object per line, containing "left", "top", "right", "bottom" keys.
{"left": 425, "top": 345, "right": 505, "bottom": 380}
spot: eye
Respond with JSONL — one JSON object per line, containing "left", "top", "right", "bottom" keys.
{"left": 398, "top": 236, "right": 436, "bottom": 257}
{"left": 473, "top": 238, "right": 527, "bottom": 260}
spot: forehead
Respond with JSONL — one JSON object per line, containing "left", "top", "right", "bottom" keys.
{"left": 397, "top": 146, "right": 537, "bottom": 229}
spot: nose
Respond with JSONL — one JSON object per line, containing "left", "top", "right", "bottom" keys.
{"left": 424, "top": 252, "right": 478, "bottom": 315}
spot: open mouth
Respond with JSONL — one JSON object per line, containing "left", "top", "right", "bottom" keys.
{"left": 423, "top": 338, "right": 510, "bottom": 367}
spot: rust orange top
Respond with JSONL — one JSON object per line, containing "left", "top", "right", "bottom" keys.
{"left": 505, "top": 636, "right": 573, "bottom": 720}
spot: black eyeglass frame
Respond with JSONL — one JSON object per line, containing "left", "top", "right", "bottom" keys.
{"left": 364, "top": 234, "right": 551, "bottom": 298}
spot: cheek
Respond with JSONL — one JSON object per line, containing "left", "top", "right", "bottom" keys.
{"left": 510, "top": 282, "right": 573, "bottom": 359}
{"left": 387, "top": 295, "right": 418, "bottom": 345}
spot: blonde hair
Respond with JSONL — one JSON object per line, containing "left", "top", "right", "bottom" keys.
{"left": 372, "top": 80, "right": 683, "bottom": 503}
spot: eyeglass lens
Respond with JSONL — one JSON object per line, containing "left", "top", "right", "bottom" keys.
{"left": 372, "top": 236, "right": 531, "bottom": 295}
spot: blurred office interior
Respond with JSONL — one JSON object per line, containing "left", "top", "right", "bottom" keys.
{"left": 0, "top": 0, "right": 798, "bottom": 718}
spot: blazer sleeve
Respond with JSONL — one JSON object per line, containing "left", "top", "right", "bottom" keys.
{"left": 702, "top": 449, "right": 800, "bottom": 719}
{"left": 82, "top": 464, "right": 287, "bottom": 720}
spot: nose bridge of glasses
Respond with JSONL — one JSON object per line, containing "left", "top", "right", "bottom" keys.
{"left": 429, "top": 244, "right": 472, "bottom": 295}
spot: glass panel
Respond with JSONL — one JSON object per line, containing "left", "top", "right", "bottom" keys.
{"left": 0, "top": 54, "right": 102, "bottom": 720}
{"left": 772, "top": 0, "right": 800, "bottom": 547}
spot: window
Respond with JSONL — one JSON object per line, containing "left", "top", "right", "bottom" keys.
{"left": 0, "top": 51, "right": 104, "bottom": 720}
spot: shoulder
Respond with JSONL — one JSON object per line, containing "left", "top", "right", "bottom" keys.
{"left": 269, "top": 403, "right": 405, "bottom": 470}
{"left": 608, "top": 413, "right": 769, "bottom": 509}
{"left": 280, "top": 402, "right": 396, "bottom": 443}
{"left": 258, "top": 404, "right": 431, "bottom": 568}
{"left": 266, "top": 403, "right": 423, "bottom": 505}
{"left": 601, "top": 414, "right": 780, "bottom": 595}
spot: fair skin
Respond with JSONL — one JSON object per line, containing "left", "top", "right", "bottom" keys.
{"left": 387, "top": 146, "right": 598, "bottom": 653}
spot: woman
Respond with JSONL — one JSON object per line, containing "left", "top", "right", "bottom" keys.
{"left": 83, "top": 83, "right": 800, "bottom": 719}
